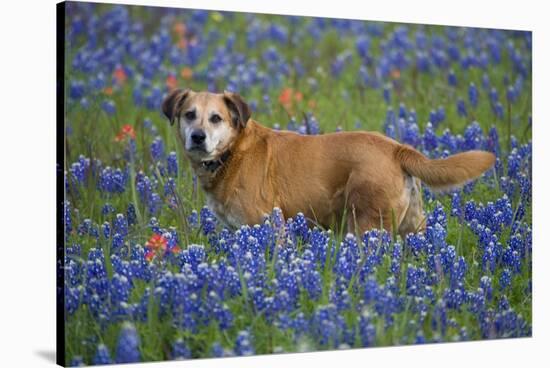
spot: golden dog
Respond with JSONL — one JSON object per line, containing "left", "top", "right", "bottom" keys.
{"left": 162, "top": 89, "right": 496, "bottom": 238}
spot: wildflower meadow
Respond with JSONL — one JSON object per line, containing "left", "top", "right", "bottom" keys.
{"left": 62, "top": 2, "right": 532, "bottom": 366}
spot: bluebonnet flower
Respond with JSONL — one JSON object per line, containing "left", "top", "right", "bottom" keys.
{"left": 437, "top": 128, "right": 457, "bottom": 153}
{"left": 482, "top": 241, "right": 498, "bottom": 274}
{"left": 70, "top": 157, "right": 90, "bottom": 184}
{"left": 85, "top": 247, "right": 108, "bottom": 294}
{"left": 402, "top": 121, "right": 420, "bottom": 147}
{"left": 406, "top": 233, "right": 427, "bottom": 256}
{"left": 115, "top": 322, "right": 141, "bottom": 363}
{"left": 145, "top": 87, "right": 163, "bottom": 111}
{"left": 311, "top": 303, "right": 346, "bottom": 347}
{"left": 358, "top": 309, "right": 376, "bottom": 347}
{"left": 127, "top": 203, "right": 137, "bottom": 226}
{"left": 172, "top": 338, "right": 192, "bottom": 359}
{"left": 383, "top": 85, "right": 391, "bottom": 104}
{"left": 114, "top": 213, "right": 128, "bottom": 236}
{"left": 65, "top": 285, "right": 82, "bottom": 315}
{"left": 112, "top": 232, "right": 125, "bottom": 253}
{"left": 434, "top": 106, "right": 445, "bottom": 126}
{"left": 439, "top": 245, "right": 456, "bottom": 273}
{"left": 65, "top": 243, "right": 82, "bottom": 258}
{"left": 494, "top": 307, "right": 530, "bottom": 338}
{"left": 101, "top": 99, "right": 116, "bottom": 116}
{"left": 462, "top": 121, "right": 484, "bottom": 150}
{"left": 64, "top": 201, "right": 72, "bottom": 235}
{"left": 448, "top": 69, "right": 457, "bottom": 87}
{"left": 70, "top": 80, "right": 86, "bottom": 99}
{"left": 423, "top": 122, "right": 438, "bottom": 152}
{"left": 390, "top": 242, "right": 402, "bottom": 277}
{"left": 180, "top": 244, "right": 206, "bottom": 271}
{"left": 187, "top": 210, "right": 199, "bottom": 228}
{"left": 331, "top": 53, "right": 349, "bottom": 77}
{"left": 70, "top": 356, "right": 85, "bottom": 366}
{"left": 468, "top": 82, "right": 479, "bottom": 108}
{"left": 503, "top": 246, "right": 522, "bottom": 274}
{"left": 450, "top": 192, "right": 462, "bottom": 218}
{"left": 397, "top": 103, "right": 407, "bottom": 120}
{"left": 79, "top": 97, "right": 89, "bottom": 110}
{"left": 449, "top": 257, "right": 467, "bottom": 289}
{"left": 479, "top": 275, "right": 493, "bottom": 300}
{"left": 443, "top": 287, "right": 465, "bottom": 310}
{"left": 507, "top": 148, "right": 521, "bottom": 179}
{"left": 167, "top": 151, "right": 178, "bottom": 177}
{"left": 486, "top": 126, "right": 501, "bottom": 158}
{"left": 136, "top": 173, "right": 162, "bottom": 215}
{"left": 76, "top": 218, "right": 92, "bottom": 236}
{"left": 150, "top": 136, "right": 165, "bottom": 161}
{"left": 200, "top": 207, "right": 217, "bottom": 235}
{"left": 290, "top": 212, "right": 309, "bottom": 241}
{"left": 98, "top": 167, "right": 127, "bottom": 193}
{"left": 457, "top": 98, "right": 467, "bottom": 117}
{"left": 432, "top": 299, "right": 448, "bottom": 335}
{"left": 110, "top": 273, "right": 131, "bottom": 312}
{"left": 426, "top": 222, "right": 447, "bottom": 257}
{"left": 330, "top": 279, "right": 352, "bottom": 311}
{"left": 499, "top": 268, "right": 512, "bottom": 290}
{"left": 101, "top": 221, "right": 111, "bottom": 239}
{"left": 209, "top": 341, "right": 226, "bottom": 357}
{"left": 235, "top": 330, "right": 255, "bottom": 356}
{"left": 356, "top": 36, "right": 371, "bottom": 59}
{"left": 93, "top": 344, "right": 112, "bottom": 365}
{"left": 406, "top": 264, "right": 427, "bottom": 297}
{"left": 416, "top": 51, "right": 431, "bottom": 73}
{"left": 101, "top": 203, "right": 114, "bottom": 216}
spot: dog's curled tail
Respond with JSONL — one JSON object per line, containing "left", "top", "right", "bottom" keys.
{"left": 394, "top": 144, "right": 496, "bottom": 190}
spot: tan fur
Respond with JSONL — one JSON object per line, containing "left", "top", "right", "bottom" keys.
{"left": 163, "top": 90, "right": 496, "bottom": 239}
{"left": 394, "top": 145, "right": 496, "bottom": 190}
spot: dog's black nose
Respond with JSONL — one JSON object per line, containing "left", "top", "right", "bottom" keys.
{"left": 191, "top": 130, "right": 206, "bottom": 145}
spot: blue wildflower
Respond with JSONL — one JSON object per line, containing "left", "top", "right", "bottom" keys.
{"left": 115, "top": 322, "right": 141, "bottom": 363}
{"left": 457, "top": 98, "right": 467, "bottom": 117}
{"left": 172, "top": 338, "right": 192, "bottom": 360}
{"left": 235, "top": 330, "right": 254, "bottom": 356}
{"left": 150, "top": 136, "right": 165, "bottom": 161}
{"left": 101, "top": 99, "right": 116, "bottom": 116}
{"left": 93, "top": 344, "right": 112, "bottom": 365}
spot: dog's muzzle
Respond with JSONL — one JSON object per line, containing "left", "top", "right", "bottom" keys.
{"left": 189, "top": 129, "right": 207, "bottom": 151}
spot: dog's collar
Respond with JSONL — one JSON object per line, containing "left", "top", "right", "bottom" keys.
{"left": 201, "top": 150, "right": 231, "bottom": 173}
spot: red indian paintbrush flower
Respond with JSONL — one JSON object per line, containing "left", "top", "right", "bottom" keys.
{"left": 180, "top": 67, "right": 193, "bottom": 80}
{"left": 115, "top": 124, "right": 136, "bottom": 142}
{"left": 113, "top": 66, "right": 127, "bottom": 85}
{"left": 166, "top": 75, "right": 178, "bottom": 91}
{"left": 144, "top": 233, "right": 181, "bottom": 262}
{"left": 278, "top": 87, "right": 304, "bottom": 114}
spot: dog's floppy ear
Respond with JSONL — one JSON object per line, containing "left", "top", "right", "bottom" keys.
{"left": 223, "top": 91, "right": 251, "bottom": 129}
{"left": 162, "top": 88, "right": 191, "bottom": 125}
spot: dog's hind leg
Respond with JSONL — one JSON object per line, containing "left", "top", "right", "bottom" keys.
{"left": 397, "top": 176, "right": 426, "bottom": 238}
{"left": 344, "top": 174, "right": 391, "bottom": 236}
{"left": 345, "top": 193, "right": 395, "bottom": 237}
{"left": 345, "top": 172, "right": 412, "bottom": 238}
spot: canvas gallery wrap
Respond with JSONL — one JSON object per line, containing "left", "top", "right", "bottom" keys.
{"left": 57, "top": 1, "right": 532, "bottom": 366}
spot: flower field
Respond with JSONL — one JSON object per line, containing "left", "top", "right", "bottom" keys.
{"left": 62, "top": 2, "right": 532, "bottom": 366}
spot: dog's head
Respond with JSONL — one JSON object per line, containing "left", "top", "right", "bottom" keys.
{"left": 162, "top": 89, "right": 250, "bottom": 162}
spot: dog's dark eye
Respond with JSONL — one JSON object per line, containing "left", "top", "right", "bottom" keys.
{"left": 184, "top": 110, "right": 196, "bottom": 120}
{"left": 210, "top": 114, "right": 222, "bottom": 124}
